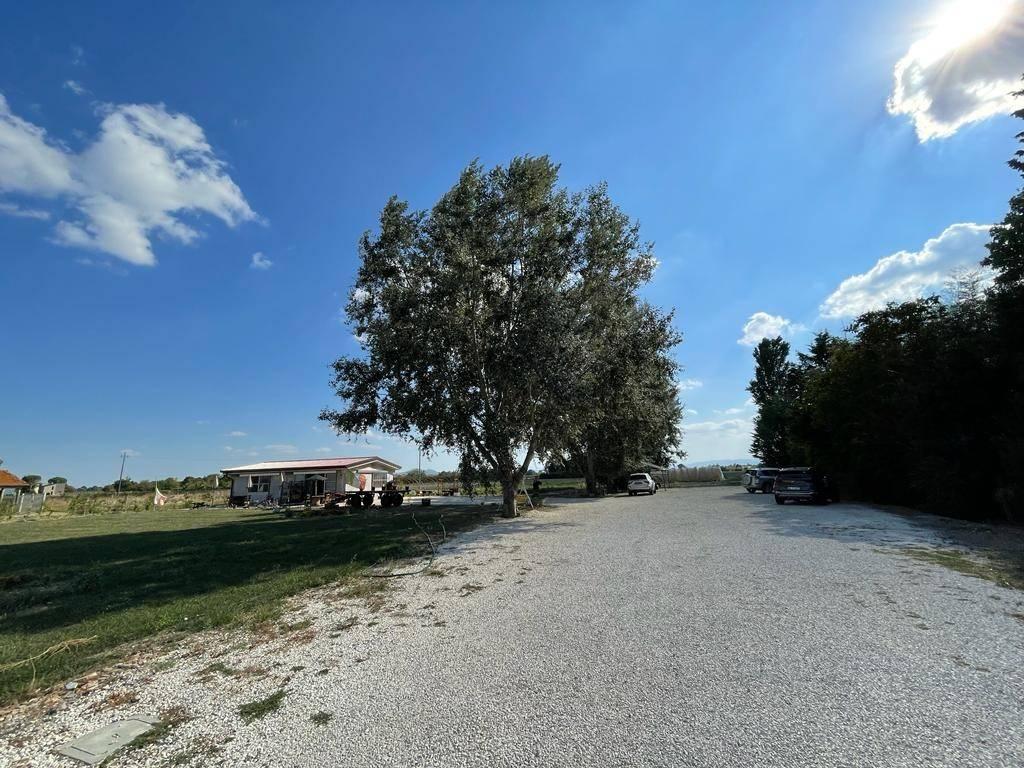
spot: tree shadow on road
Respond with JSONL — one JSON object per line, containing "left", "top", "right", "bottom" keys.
{"left": 735, "top": 488, "right": 1024, "bottom": 581}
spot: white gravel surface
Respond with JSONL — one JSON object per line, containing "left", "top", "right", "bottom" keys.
{"left": 3, "top": 487, "right": 1023, "bottom": 767}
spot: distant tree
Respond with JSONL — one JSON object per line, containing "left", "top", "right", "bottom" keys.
{"left": 46, "top": 476, "right": 68, "bottom": 485}
{"left": 322, "top": 156, "right": 662, "bottom": 516}
{"left": 21, "top": 474, "right": 41, "bottom": 486}
{"left": 747, "top": 337, "right": 793, "bottom": 465}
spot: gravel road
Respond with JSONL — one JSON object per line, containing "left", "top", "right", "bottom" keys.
{"left": 5, "top": 488, "right": 1024, "bottom": 767}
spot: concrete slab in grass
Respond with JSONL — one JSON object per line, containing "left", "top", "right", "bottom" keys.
{"left": 57, "top": 716, "right": 160, "bottom": 765}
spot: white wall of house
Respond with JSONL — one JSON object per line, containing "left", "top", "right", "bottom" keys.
{"left": 228, "top": 464, "right": 397, "bottom": 500}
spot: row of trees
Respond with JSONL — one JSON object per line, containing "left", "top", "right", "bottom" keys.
{"left": 75, "top": 474, "right": 226, "bottom": 494}
{"left": 322, "top": 156, "right": 682, "bottom": 516}
{"left": 17, "top": 475, "right": 67, "bottom": 487}
{"left": 748, "top": 95, "right": 1024, "bottom": 522}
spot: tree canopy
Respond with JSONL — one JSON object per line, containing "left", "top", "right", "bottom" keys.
{"left": 322, "top": 156, "right": 681, "bottom": 515}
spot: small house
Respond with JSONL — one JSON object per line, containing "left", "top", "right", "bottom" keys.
{"left": 221, "top": 456, "right": 401, "bottom": 505}
{"left": 40, "top": 481, "right": 66, "bottom": 497}
{"left": 0, "top": 470, "right": 28, "bottom": 501}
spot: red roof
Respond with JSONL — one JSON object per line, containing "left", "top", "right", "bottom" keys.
{"left": 0, "top": 469, "right": 29, "bottom": 488}
{"left": 221, "top": 456, "right": 400, "bottom": 474}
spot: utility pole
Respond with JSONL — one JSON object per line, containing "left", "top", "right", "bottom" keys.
{"left": 116, "top": 450, "right": 128, "bottom": 496}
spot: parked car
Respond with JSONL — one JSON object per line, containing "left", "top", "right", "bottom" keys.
{"left": 627, "top": 472, "right": 657, "bottom": 496}
{"left": 773, "top": 467, "right": 839, "bottom": 505}
{"left": 742, "top": 467, "right": 779, "bottom": 493}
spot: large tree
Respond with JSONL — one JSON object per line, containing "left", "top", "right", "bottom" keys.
{"left": 322, "top": 157, "right": 667, "bottom": 516}
{"left": 747, "top": 337, "right": 793, "bottom": 465}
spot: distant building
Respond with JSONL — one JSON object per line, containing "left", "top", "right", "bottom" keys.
{"left": 221, "top": 456, "right": 401, "bottom": 504}
{"left": 0, "top": 470, "right": 29, "bottom": 501}
{"left": 39, "top": 481, "right": 66, "bottom": 497}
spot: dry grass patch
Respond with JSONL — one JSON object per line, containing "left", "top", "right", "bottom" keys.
{"left": 899, "top": 547, "right": 1024, "bottom": 590}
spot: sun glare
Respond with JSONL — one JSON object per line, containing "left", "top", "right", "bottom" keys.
{"left": 916, "top": 0, "right": 1014, "bottom": 65}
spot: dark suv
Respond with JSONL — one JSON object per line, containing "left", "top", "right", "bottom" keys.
{"left": 773, "top": 467, "right": 839, "bottom": 505}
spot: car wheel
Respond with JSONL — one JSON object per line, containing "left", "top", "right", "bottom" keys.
{"left": 774, "top": 495, "right": 785, "bottom": 505}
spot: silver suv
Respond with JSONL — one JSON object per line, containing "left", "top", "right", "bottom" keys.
{"left": 742, "top": 467, "right": 779, "bottom": 493}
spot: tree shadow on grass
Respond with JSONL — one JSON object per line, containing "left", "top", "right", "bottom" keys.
{"left": 0, "top": 505, "right": 568, "bottom": 638}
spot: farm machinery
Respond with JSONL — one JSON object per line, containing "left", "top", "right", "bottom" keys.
{"left": 325, "top": 480, "right": 405, "bottom": 510}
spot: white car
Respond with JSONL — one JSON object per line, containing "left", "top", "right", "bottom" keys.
{"left": 627, "top": 472, "right": 657, "bottom": 496}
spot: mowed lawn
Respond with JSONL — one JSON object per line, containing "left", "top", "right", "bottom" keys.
{"left": 0, "top": 504, "right": 485, "bottom": 705}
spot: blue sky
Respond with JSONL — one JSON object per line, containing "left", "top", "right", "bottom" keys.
{"left": 2, "top": 0, "right": 1023, "bottom": 484}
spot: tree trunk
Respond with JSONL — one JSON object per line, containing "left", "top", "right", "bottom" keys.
{"left": 584, "top": 446, "right": 597, "bottom": 495}
{"left": 501, "top": 478, "right": 518, "bottom": 518}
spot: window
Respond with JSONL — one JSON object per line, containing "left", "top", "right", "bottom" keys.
{"left": 247, "top": 475, "right": 271, "bottom": 493}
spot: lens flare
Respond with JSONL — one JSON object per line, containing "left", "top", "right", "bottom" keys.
{"left": 915, "top": 0, "right": 1014, "bottom": 66}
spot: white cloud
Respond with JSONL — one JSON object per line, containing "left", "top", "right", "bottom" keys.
{"left": 676, "top": 378, "right": 703, "bottom": 391}
{"left": 888, "top": 0, "right": 1024, "bottom": 140}
{"left": 0, "top": 201, "right": 50, "bottom": 220}
{"left": 683, "top": 417, "right": 754, "bottom": 463}
{"left": 0, "top": 93, "right": 256, "bottom": 266}
{"left": 314, "top": 447, "right": 332, "bottom": 453}
{"left": 250, "top": 251, "right": 272, "bottom": 270}
{"left": 714, "top": 397, "right": 755, "bottom": 417}
{"left": 820, "top": 222, "right": 992, "bottom": 318}
{"left": 263, "top": 444, "right": 298, "bottom": 454}
{"left": 70, "top": 45, "right": 85, "bottom": 66}
{"left": 0, "top": 94, "right": 76, "bottom": 197}
{"left": 737, "top": 312, "right": 806, "bottom": 346}
{"left": 121, "top": 448, "right": 140, "bottom": 457}
{"left": 685, "top": 408, "right": 699, "bottom": 416}
{"left": 227, "top": 430, "right": 247, "bottom": 437}
{"left": 63, "top": 80, "right": 87, "bottom": 97}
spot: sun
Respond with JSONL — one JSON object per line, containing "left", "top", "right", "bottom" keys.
{"left": 915, "top": 0, "right": 1014, "bottom": 66}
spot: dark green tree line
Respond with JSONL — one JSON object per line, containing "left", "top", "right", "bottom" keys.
{"left": 748, "top": 90, "right": 1024, "bottom": 522}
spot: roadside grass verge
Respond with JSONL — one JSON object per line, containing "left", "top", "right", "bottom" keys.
{"left": 900, "top": 547, "right": 1024, "bottom": 590}
{"left": 0, "top": 504, "right": 492, "bottom": 705}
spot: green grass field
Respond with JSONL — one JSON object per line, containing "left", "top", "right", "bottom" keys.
{"left": 0, "top": 504, "right": 490, "bottom": 705}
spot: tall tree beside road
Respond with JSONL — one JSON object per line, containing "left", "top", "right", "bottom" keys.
{"left": 983, "top": 84, "right": 1024, "bottom": 517}
{"left": 322, "top": 157, "right": 675, "bottom": 516}
{"left": 747, "top": 337, "right": 793, "bottom": 466}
